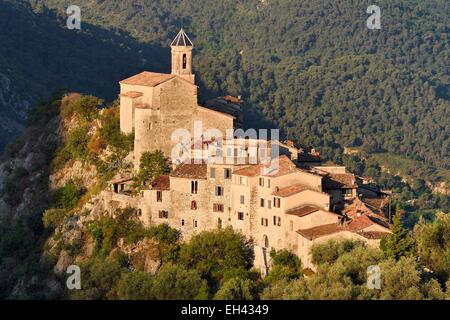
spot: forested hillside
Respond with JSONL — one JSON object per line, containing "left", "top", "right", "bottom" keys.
{"left": 1, "top": 0, "right": 449, "bottom": 179}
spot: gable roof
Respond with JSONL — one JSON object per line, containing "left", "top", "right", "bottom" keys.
{"left": 171, "top": 28, "right": 194, "bottom": 47}
{"left": 120, "top": 72, "right": 175, "bottom": 87}
{"left": 286, "top": 205, "right": 322, "bottom": 217}
{"left": 170, "top": 163, "right": 207, "bottom": 179}
{"left": 323, "top": 173, "right": 356, "bottom": 189}
{"left": 272, "top": 184, "right": 310, "bottom": 197}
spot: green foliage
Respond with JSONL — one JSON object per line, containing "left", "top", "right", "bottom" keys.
{"left": 138, "top": 151, "right": 170, "bottom": 183}
{"left": 99, "top": 106, "right": 134, "bottom": 153}
{"left": 114, "top": 270, "right": 153, "bottom": 300}
{"left": 61, "top": 95, "right": 102, "bottom": 121}
{"left": 261, "top": 278, "right": 309, "bottom": 300}
{"left": 414, "top": 212, "right": 450, "bottom": 283}
{"left": 42, "top": 209, "right": 66, "bottom": 229}
{"left": 311, "top": 239, "right": 365, "bottom": 266}
{"left": 264, "top": 249, "right": 302, "bottom": 283}
{"left": 50, "top": 180, "right": 86, "bottom": 210}
{"left": 179, "top": 227, "right": 254, "bottom": 288}
{"left": 87, "top": 208, "right": 149, "bottom": 256}
{"left": 214, "top": 277, "right": 258, "bottom": 300}
{"left": 150, "top": 263, "right": 208, "bottom": 300}
{"left": 69, "top": 254, "right": 126, "bottom": 300}
{"left": 383, "top": 214, "right": 416, "bottom": 260}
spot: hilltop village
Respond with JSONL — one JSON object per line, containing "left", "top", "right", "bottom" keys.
{"left": 102, "top": 29, "right": 391, "bottom": 272}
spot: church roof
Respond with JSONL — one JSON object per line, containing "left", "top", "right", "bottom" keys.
{"left": 171, "top": 28, "right": 194, "bottom": 47}
{"left": 120, "top": 72, "right": 175, "bottom": 87}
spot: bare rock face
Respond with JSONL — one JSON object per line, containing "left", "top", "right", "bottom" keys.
{"left": 54, "top": 250, "right": 73, "bottom": 275}
{"left": 50, "top": 160, "right": 98, "bottom": 190}
{"left": 117, "top": 238, "right": 162, "bottom": 274}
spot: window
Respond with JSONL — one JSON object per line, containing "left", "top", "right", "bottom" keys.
{"left": 261, "top": 218, "right": 268, "bottom": 226}
{"left": 181, "top": 219, "right": 185, "bottom": 226}
{"left": 238, "top": 212, "right": 244, "bottom": 220}
{"left": 273, "top": 216, "right": 281, "bottom": 226}
{"left": 210, "top": 168, "right": 216, "bottom": 179}
{"left": 213, "top": 203, "right": 224, "bottom": 212}
{"left": 191, "top": 181, "right": 198, "bottom": 194}
{"left": 224, "top": 168, "right": 231, "bottom": 179}
{"left": 182, "top": 54, "right": 187, "bottom": 69}
{"left": 259, "top": 177, "right": 264, "bottom": 187}
{"left": 191, "top": 201, "right": 197, "bottom": 210}
{"left": 158, "top": 210, "right": 168, "bottom": 219}
{"left": 290, "top": 220, "right": 293, "bottom": 231}
{"left": 240, "top": 195, "right": 245, "bottom": 204}
{"left": 156, "top": 191, "right": 162, "bottom": 202}
{"left": 260, "top": 198, "right": 265, "bottom": 207}
{"left": 239, "top": 176, "right": 246, "bottom": 185}
{"left": 215, "top": 186, "right": 224, "bottom": 196}
{"left": 274, "top": 197, "right": 281, "bottom": 208}
{"left": 268, "top": 200, "right": 272, "bottom": 209}
{"left": 193, "top": 220, "right": 198, "bottom": 228}
{"left": 342, "top": 189, "right": 353, "bottom": 196}
{"left": 268, "top": 179, "right": 271, "bottom": 188}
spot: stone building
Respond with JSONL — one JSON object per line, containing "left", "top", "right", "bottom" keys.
{"left": 111, "top": 29, "right": 391, "bottom": 272}
{"left": 119, "top": 29, "right": 235, "bottom": 167}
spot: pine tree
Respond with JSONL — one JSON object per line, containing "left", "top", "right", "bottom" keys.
{"left": 384, "top": 213, "right": 416, "bottom": 260}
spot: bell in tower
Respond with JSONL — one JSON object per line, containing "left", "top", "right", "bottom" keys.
{"left": 171, "top": 29, "right": 195, "bottom": 84}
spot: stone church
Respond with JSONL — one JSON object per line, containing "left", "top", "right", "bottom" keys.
{"left": 119, "top": 29, "right": 236, "bottom": 167}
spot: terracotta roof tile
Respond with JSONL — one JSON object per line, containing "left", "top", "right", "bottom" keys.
{"left": 286, "top": 205, "right": 321, "bottom": 217}
{"left": 152, "top": 175, "right": 170, "bottom": 190}
{"left": 297, "top": 223, "right": 344, "bottom": 240}
{"left": 323, "top": 173, "right": 356, "bottom": 189}
{"left": 170, "top": 163, "right": 207, "bottom": 179}
{"left": 272, "top": 184, "right": 310, "bottom": 197}
{"left": 120, "top": 72, "right": 175, "bottom": 87}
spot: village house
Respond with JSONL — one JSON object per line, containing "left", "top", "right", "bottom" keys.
{"left": 106, "top": 29, "right": 391, "bottom": 272}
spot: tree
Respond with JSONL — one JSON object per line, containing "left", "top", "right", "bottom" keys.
{"left": 264, "top": 249, "right": 302, "bottom": 284}
{"left": 214, "top": 277, "right": 257, "bottom": 300}
{"left": 311, "top": 239, "right": 365, "bottom": 266}
{"left": 383, "top": 213, "right": 416, "bottom": 260}
{"left": 150, "top": 264, "right": 208, "bottom": 300}
{"left": 138, "top": 151, "right": 170, "bottom": 183}
{"left": 414, "top": 212, "right": 450, "bottom": 283}
{"left": 114, "top": 271, "right": 153, "bottom": 300}
{"left": 261, "top": 278, "right": 309, "bottom": 300}
{"left": 179, "top": 227, "right": 254, "bottom": 288}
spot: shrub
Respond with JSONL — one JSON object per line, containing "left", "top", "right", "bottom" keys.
{"left": 51, "top": 180, "right": 86, "bottom": 210}
{"left": 138, "top": 151, "right": 170, "bottom": 183}
{"left": 42, "top": 209, "right": 66, "bottom": 229}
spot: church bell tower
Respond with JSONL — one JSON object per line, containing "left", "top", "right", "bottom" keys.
{"left": 171, "top": 29, "right": 195, "bottom": 84}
